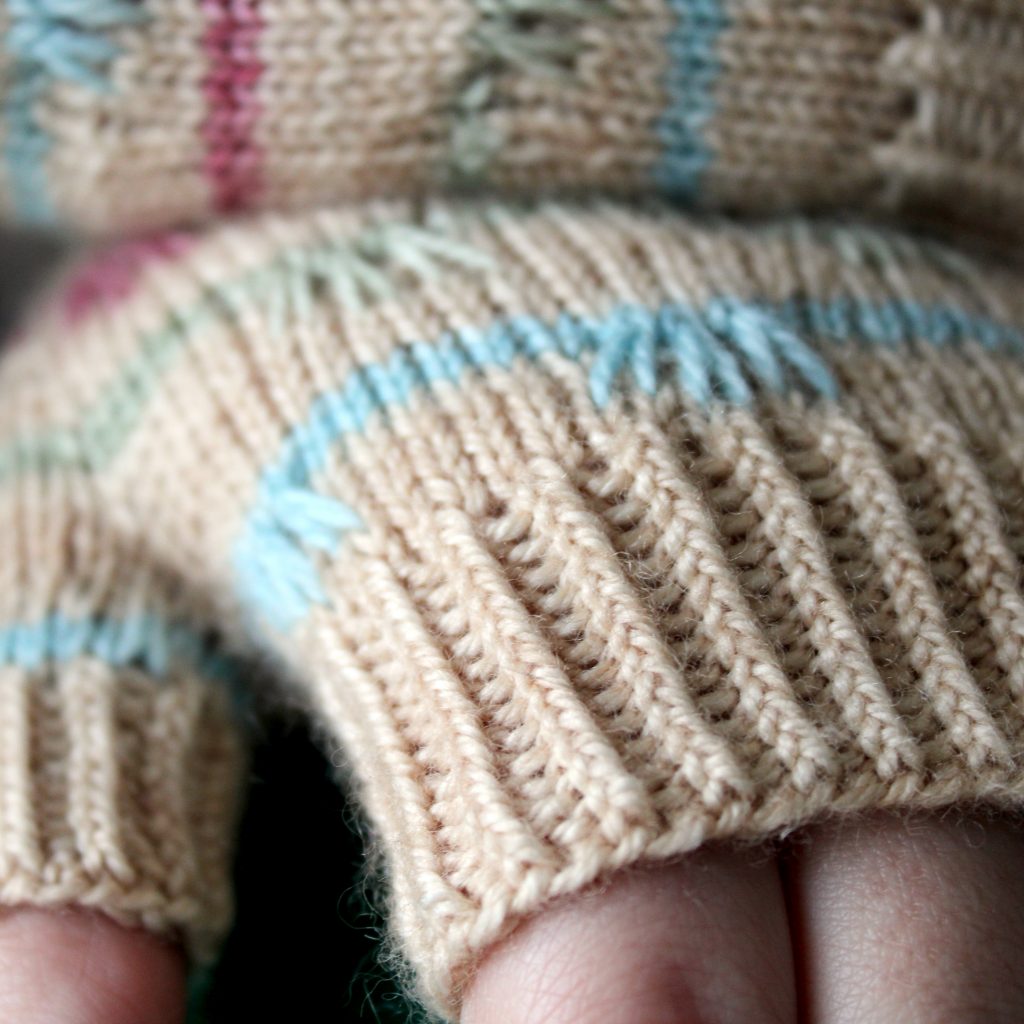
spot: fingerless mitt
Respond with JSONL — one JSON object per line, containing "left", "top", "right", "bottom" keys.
{"left": 5, "top": 200, "right": 1024, "bottom": 1016}
{"left": 0, "top": 1, "right": 1021, "bottom": 241}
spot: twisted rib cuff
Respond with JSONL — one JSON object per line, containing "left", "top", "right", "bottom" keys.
{"left": 294, "top": 343, "right": 1024, "bottom": 1014}
{"left": 0, "top": 659, "right": 242, "bottom": 959}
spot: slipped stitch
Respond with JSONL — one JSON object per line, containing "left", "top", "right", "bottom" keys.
{"left": 258, "top": 222, "right": 494, "bottom": 323}
{"left": 3, "top": 0, "right": 145, "bottom": 221}
{"left": 450, "top": 0, "right": 614, "bottom": 181}
{"left": 5, "top": 0, "right": 143, "bottom": 88}
{"left": 233, "top": 295, "right": 1024, "bottom": 630}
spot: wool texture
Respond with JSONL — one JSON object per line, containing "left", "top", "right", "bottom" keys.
{"left": 0, "top": 1, "right": 1020, "bottom": 240}
{"left": 5, "top": 200, "right": 1024, "bottom": 1016}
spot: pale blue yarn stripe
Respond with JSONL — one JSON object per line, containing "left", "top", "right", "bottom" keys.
{"left": 3, "top": 68, "right": 53, "bottom": 223}
{"left": 3, "top": 0, "right": 145, "bottom": 222}
{"left": 654, "top": 0, "right": 729, "bottom": 200}
{"left": 233, "top": 295, "right": 1024, "bottom": 630}
{"left": 0, "top": 612, "right": 239, "bottom": 686}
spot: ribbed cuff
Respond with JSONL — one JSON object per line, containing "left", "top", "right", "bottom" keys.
{"left": 292, "top": 342, "right": 1024, "bottom": 1017}
{"left": 0, "top": 658, "right": 243, "bottom": 959}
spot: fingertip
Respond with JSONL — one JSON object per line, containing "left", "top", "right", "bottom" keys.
{"left": 787, "top": 810, "right": 1024, "bottom": 1023}
{"left": 0, "top": 907, "right": 186, "bottom": 1024}
{"left": 461, "top": 848, "right": 794, "bottom": 1024}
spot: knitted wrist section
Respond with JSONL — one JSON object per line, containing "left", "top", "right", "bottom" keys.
{"left": 0, "top": 0, "right": 1021, "bottom": 242}
{"left": 8, "top": 199, "right": 1024, "bottom": 1016}
{"left": 0, "top": 433, "right": 245, "bottom": 957}
{"left": 297, "top": 346, "right": 1024, "bottom": 1013}
{"left": 0, "top": 661, "right": 241, "bottom": 958}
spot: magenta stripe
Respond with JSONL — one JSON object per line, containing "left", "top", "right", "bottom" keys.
{"left": 201, "top": 0, "right": 263, "bottom": 213}
{"left": 62, "top": 233, "right": 197, "bottom": 325}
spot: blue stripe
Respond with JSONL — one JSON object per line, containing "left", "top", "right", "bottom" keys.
{"left": 3, "top": 0, "right": 146, "bottom": 223}
{"left": 3, "top": 68, "right": 54, "bottom": 223}
{"left": 654, "top": 0, "right": 729, "bottom": 200}
{"left": 0, "top": 612, "right": 238, "bottom": 686}
{"left": 232, "top": 295, "right": 1024, "bottom": 631}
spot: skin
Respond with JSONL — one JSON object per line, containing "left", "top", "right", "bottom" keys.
{"left": 0, "top": 909, "right": 185, "bottom": 1024}
{"left": 462, "top": 810, "right": 1024, "bottom": 1024}
{"left": 6, "top": 811, "right": 1024, "bottom": 1023}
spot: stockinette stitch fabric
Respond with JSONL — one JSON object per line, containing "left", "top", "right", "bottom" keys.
{"left": 5, "top": 199, "right": 1024, "bottom": 1017}
{"left": 0, "top": 0, "right": 1020, "bottom": 239}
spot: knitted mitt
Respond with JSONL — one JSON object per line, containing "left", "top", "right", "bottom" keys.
{"left": 0, "top": 1, "right": 1020, "bottom": 239}
{"left": 5, "top": 199, "right": 1024, "bottom": 1017}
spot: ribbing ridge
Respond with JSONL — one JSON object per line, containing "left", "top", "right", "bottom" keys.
{"left": 0, "top": 659, "right": 243, "bottom": 957}
{"left": 5, "top": 204, "right": 1024, "bottom": 641}
{"left": 231, "top": 294, "right": 1024, "bottom": 630}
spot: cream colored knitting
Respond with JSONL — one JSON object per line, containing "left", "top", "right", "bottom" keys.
{"left": 0, "top": 0, "right": 1021, "bottom": 241}
{"left": 4, "top": 200, "right": 1024, "bottom": 1016}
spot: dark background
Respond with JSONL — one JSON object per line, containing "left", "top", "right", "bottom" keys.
{"left": 190, "top": 712, "right": 429, "bottom": 1024}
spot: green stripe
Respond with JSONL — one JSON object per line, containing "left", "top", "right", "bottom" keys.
{"left": 448, "top": 0, "right": 612, "bottom": 183}
{"left": 0, "top": 224, "right": 489, "bottom": 483}
{"left": 1, "top": 216, "right": 1018, "bottom": 491}
{"left": 0, "top": 277, "right": 239, "bottom": 480}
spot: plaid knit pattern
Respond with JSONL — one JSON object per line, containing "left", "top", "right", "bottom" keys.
{"left": 5, "top": 201, "right": 1024, "bottom": 1016}
{"left": 0, "top": 1, "right": 1021, "bottom": 239}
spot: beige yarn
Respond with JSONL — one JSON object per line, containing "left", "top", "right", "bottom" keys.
{"left": 3, "top": 201, "right": 1024, "bottom": 1016}
{"left": 0, "top": 0, "right": 1022, "bottom": 244}
{"left": 307, "top": 351, "right": 1024, "bottom": 1012}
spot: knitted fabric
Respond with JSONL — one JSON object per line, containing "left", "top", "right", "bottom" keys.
{"left": 0, "top": 475, "right": 243, "bottom": 956}
{"left": 6, "top": 199, "right": 1024, "bottom": 1016}
{"left": 0, "top": 1, "right": 1021, "bottom": 238}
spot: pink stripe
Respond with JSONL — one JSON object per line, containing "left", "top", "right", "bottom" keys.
{"left": 201, "top": 0, "right": 264, "bottom": 213}
{"left": 62, "top": 233, "right": 196, "bottom": 325}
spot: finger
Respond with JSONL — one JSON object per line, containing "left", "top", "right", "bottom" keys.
{"left": 461, "top": 845, "right": 795, "bottom": 1024}
{"left": 0, "top": 908, "right": 185, "bottom": 1024}
{"left": 787, "top": 810, "right": 1024, "bottom": 1024}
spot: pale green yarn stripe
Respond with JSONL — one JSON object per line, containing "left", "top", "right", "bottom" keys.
{"left": 0, "top": 271, "right": 253, "bottom": 481}
{"left": 0, "top": 215, "right": 1020, "bottom": 496}
{"left": 448, "top": 0, "right": 612, "bottom": 183}
{"left": 0, "top": 226, "right": 489, "bottom": 484}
